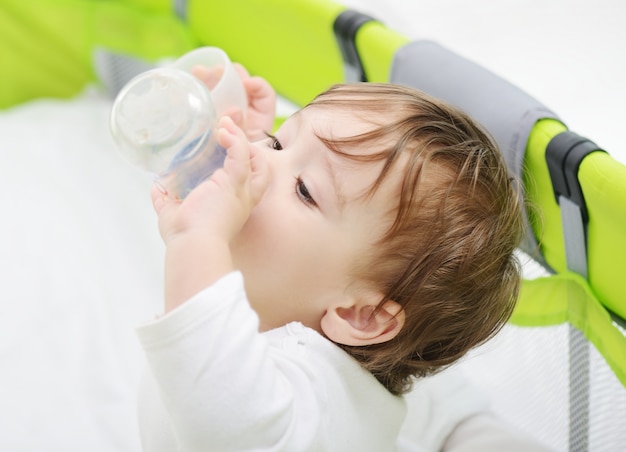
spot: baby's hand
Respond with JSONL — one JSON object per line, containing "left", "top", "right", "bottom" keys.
{"left": 153, "top": 117, "right": 269, "bottom": 312}
{"left": 192, "top": 64, "right": 276, "bottom": 141}
{"left": 152, "top": 116, "right": 268, "bottom": 246}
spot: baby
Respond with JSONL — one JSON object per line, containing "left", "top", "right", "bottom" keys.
{"left": 137, "top": 66, "right": 524, "bottom": 451}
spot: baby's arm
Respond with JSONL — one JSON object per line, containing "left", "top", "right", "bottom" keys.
{"left": 152, "top": 116, "right": 268, "bottom": 313}
{"left": 136, "top": 272, "right": 306, "bottom": 450}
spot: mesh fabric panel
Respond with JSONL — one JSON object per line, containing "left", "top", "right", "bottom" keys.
{"left": 458, "top": 321, "right": 626, "bottom": 451}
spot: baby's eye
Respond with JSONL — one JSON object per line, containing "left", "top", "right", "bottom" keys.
{"left": 264, "top": 132, "right": 283, "bottom": 151}
{"left": 295, "top": 177, "right": 317, "bottom": 207}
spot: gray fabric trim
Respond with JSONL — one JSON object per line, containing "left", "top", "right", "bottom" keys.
{"left": 174, "top": 0, "right": 188, "bottom": 20}
{"left": 343, "top": 64, "right": 363, "bottom": 84}
{"left": 93, "top": 49, "right": 157, "bottom": 99}
{"left": 390, "top": 40, "right": 560, "bottom": 264}
{"left": 559, "top": 197, "right": 591, "bottom": 451}
{"left": 560, "top": 196, "right": 588, "bottom": 279}
{"left": 569, "top": 324, "right": 590, "bottom": 452}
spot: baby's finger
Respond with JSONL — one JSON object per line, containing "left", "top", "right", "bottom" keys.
{"left": 243, "top": 76, "right": 276, "bottom": 133}
{"left": 218, "top": 115, "right": 248, "bottom": 146}
{"left": 232, "top": 63, "right": 251, "bottom": 81}
{"left": 249, "top": 145, "right": 270, "bottom": 205}
{"left": 191, "top": 65, "right": 224, "bottom": 90}
{"left": 244, "top": 76, "right": 275, "bottom": 105}
{"left": 218, "top": 117, "right": 251, "bottom": 179}
{"left": 221, "top": 107, "right": 245, "bottom": 130}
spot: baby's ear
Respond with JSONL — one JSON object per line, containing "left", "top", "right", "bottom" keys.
{"left": 320, "top": 296, "right": 405, "bottom": 346}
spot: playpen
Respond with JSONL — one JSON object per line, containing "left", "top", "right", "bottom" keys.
{"left": 1, "top": 0, "right": 624, "bottom": 450}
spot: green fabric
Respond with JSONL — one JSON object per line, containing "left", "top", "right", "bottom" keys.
{"left": 0, "top": 0, "right": 195, "bottom": 109}
{"left": 186, "top": 0, "right": 408, "bottom": 106}
{"left": 187, "top": 0, "right": 345, "bottom": 108}
{"left": 356, "top": 20, "right": 410, "bottom": 83}
{"left": 580, "top": 152, "right": 626, "bottom": 320}
{"left": 514, "top": 117, "right": 626, "bottom": 388}
{"left": 524, "top": 118, "right": 626, "bottom": 321}
{"left": 119, "top": 0, "right": 172, "bottom": 14}
{"left": 523, "top": 118, "right": 569, "bottom": 272}
{"left": 1, "top": 0, "right": 94, "bottom": 108}
{"left": 513, "top": 273, "right": 626, "bottom": 388}
{"left": 92, "top": 2, "right": 195, "bottom": 61}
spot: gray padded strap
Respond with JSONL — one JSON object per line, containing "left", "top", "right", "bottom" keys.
{"left": 390, "top": 40, "right": 560, "bottom": 262}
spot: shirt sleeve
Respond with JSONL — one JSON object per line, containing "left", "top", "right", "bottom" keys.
{"left": 135, "top": 271, "right": 312, "bottom": 451}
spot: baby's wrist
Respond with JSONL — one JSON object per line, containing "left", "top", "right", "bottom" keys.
{"left": 163, "top": 233, "right": 234, "bottom": 313}
{"left": 165, "top": 227, "right": 229, "bottom": 254}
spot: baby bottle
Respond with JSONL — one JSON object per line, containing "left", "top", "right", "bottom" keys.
{"left": 110, "top": 47, "right": 247, "bottom": 199}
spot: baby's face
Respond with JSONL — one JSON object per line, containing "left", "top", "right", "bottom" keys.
{"left": 230, "top": 107, "right": 404, "bottom": 333}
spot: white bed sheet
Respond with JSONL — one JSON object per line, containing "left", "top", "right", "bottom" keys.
{"left": 1, "top": 1, "right": 624, "bottom": 450}
{"left": 0, "top": 89, "right": 164, "bottom": 451}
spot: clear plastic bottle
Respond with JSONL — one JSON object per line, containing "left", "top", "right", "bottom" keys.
{"left": 110, "top": 47, "right": 247, "bottom": 199}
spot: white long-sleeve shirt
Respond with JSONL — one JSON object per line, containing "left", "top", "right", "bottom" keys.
{"left": 135, "top": 271, "right": 548, "bottom": 452}
{"left": 136, "top": 271, "right": 549, "bottom": 452}
{"left": 136, "top": 271, "right": 407, "bottom": 451}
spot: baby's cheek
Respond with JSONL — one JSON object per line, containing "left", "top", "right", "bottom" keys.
{"left": 232, "top": 205, "right": 281, "bottom": 266}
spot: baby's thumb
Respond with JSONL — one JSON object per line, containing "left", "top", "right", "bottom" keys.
{"left": 222, "top": 107, "right": 245, "bottom": 131}
{"left": 249, "top": 146, "right": 269, "bottom": 205}
{"left": 191, "top": 65, "right": 224, "bottom": 90}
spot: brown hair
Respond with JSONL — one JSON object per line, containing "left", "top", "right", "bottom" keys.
{"left": 306, "top": 83, "right": 524, "bottom": 395}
